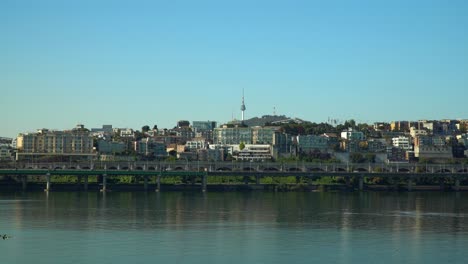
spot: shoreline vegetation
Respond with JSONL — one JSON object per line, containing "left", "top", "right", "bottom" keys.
{"left": 0, "top": 175, "right": 466, "bottom": 192}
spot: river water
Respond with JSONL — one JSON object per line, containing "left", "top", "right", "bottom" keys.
{"left": 1, "top": 191, "right": 468, "bottom": 263}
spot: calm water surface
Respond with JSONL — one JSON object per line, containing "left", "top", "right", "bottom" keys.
{"left": 1, "top": 191, "right": 468, "bottom": 264}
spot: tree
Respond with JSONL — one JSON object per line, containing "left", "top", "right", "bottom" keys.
{"left": 168, "top": 150, "right": 177, "bottom": 157}
{"left": 153, "top": 125, "right": 158, "bottom": 130}
{"left": 350, "top": 153, "right": 366, "bottom": 163}
{"left": 461, "top": 124, "right": 467, "bottom": 134}
{"left": 239, "top": 142, "right": 245, "bottom": 150}
{"left": 358, "top": 141, "right": 368, "bottom": 151}
{"left": 142, "top": 125, "right": 150, "bottom": 133}
{"left": 365, "top": 153, "right": 376, "bottom": 163}
{"left": 134, "top": 131, "right": 144, "bottom": 140}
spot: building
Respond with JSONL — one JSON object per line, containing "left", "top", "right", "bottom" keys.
{"left": 391, "top": 121, "right": 409, "bottom": 132}
{"left": 120, "top": 129, "right": 135, "bottom": 138}
{"left": 16, "top": 125, "right": 95, "bottom": 160}
{"left": 174, "top": 128, "right": 195, "bottom": 143}
{"left": 192, "top": 121, "right": 217, "bottom": 142}
{"left": 232, "top": 144, "right": 271, "bottom": 161}
{"left": 341, "top": 140, "right": 362, "bottom": 153}
{"left": 0, "top": 144, "right": 12, "bottom": 161}
{"left": 197, "top": 148, "right": 225, "bottom": 162}
{"left": 340, "top": 128, "right": 364, "bottom": 141}
{"left": 272, "top": 132, "right": 293, "bottom": 159}
{"left": 373, "top": 122, "right": 390, "bottom": 131}
{"left": 392, "top": 136, "right": 412, "bottom": 150}
{"left": 252, "top": 126, "right": 279, "bottom": 145}
{"left": 185, "top": 140, "right": 207, "bottom": 151}
{"left": 192, "top": 121, "right": 217, "bottom": 132}
{"left": 214, "top": 125, "right": 252, "bottom": 144}
{"left": 177, "top": 120, "right": 190, "bottom": 128}
{"left": 410, "top": 127, "right": 428, "bottom": 138}
{"left": 0, "top": 137, "right": 12, "bottom": 145}
{"left": 194, "top": 130, "right": 214, "bottom": 142}
{"left": 367, "top": 139, "right": 387, "bottom": 153}
{"left": 414, "top": 135, "right": 434, "bottom": 147}
{"left": 387, "top": 147, "right": 407, "bottom": 162}
{"left": 457, "top": 134, "right": 468, "bottom": 147}
{"left": 297, "top": 135, "right": 329, "bottom": 153}
{"left": 412, "top": 134, "right": 452, "bottom": 159}
{"left": 97, "top": 140, "right": 126, "bottom": 154}
{"left": 134, "top": 138, "right": 166, "bottom": 157}
{"left": 91, "top": 125, "right": 113, "bottom": 134}
{"left": 414, "top": 145, "right": 453, "bottom": 159}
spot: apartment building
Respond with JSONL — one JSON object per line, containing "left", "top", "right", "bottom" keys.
{"left": 16, "top": 125, "right": 95, "bottom": 160}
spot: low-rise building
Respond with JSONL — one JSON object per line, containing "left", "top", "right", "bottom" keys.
{"left": 134, "top": 138, "right": 166, "bottom": 157}
{"left": 192, "top": 121, "right": 217, "bottom": 131}
{"left": 414, "top": 145, "right": 453, "bottom": 159}
{"left": 198, "top": 148, "right": 225, "bottom": 161}
{"left": 392, "top": 136, "right": 412, "bottom": 150}
{"left": 174, "top": 128, "right": 195, "bottom": 143}
{"left": 387, "top": 147, "right": 407, "bottom": 162}
{"left": 0, "top": 144, "right": 12, "bottom": 161}
{"left": 186, "top": 140, "right": 207, "bottom": 151}
{"left": 214, "top": 125, "right": 252, "bottom": 144}
{"left": 252, "top": 126, "right": 279, "bottom": 145}
{"left": 457, "top": 134, "right": 468, "bottom": 147}
{"left": 120, "top": 129, "right": 135, "bottom": 138}
{"left": 297, "top": 135, "right": 329, "bottom": 153}
{"left": 97, "top": 140, "right": 126, "bottom": 154}
{"left": 340, "top": 128, "right": 364, "bottom": 141}
{"left": 367, "top": 139, "right": 387, "bottom": 153}
{"left": 410, "top": 127, "right": 428, "bottom": 138}
{"left": 233, "top": 144, "right": 271, "bottom": 161}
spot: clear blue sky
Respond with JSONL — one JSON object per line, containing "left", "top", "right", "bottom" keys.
{"left": 2, "top": 0, "right": 467, "bottom": 137}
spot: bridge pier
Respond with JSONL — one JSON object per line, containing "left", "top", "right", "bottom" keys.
{"left": 407, "top": 178, "right": 413, "bottom": 192}
{"left": 256, "top": 175, "right": 261, "bottom": 185}
{"left": 83, "top": 175, "right": 88, "bottom": 191}
{"left": 44, "top": 173, "right": 51, "bottom": 192}
{"left": 439, "top": 178, "right": 445, "bottom": 191}
{"left": 392, "top": 177, "right": 400, "bottom": 191}
{"left": 345, "top": 177, "right": 351, "bottom": 187}
{"left": 454, "top": 178, "right": 460, "bottom": 191}
{"left": 156, "top": 174, "right": 161, "bottom": 192}
{"left": 21, "top": 175, "right": 27, "bottom": 191}
{"left": 144, "top": 175, "right": 149, "bottom": 191}
{"left": 358, "top": 176, "right": 364, "bottom": 191}
{"left": 100, "top": 174, "right": 107, "bottom": 192}
{"left": 307, "top": 176, "right": 313, "bottom": 186}
{"left": 77, "top": 175, "right": 82, "bottom": 190}
{"left": 202, "top": 174, "right": 207, "bottom": 192}
{"left": 243, "top": 176, "right": 249, "bottom": 185}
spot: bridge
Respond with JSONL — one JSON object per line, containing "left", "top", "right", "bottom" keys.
{"left": 2, "top": 161, "right": 467, "bottom": 174}
{"left": 0, "top": 161, "right": 467, "bottom": 192}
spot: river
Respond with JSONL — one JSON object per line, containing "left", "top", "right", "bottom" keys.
{"left": 1, "top": 191, "right": 468, "bottom": 263}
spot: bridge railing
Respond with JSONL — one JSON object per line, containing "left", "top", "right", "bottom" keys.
{"left": 0, "top": 161, "right": 466, "bottom": 174}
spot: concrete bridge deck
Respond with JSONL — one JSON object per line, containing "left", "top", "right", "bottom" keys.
{"left": 0, "top": 161, "right": 467, "bottom": 192}
{"left": 2, "top": 161, "right": 467, "bottom": 174}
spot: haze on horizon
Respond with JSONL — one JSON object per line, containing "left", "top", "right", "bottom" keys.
{"left": 2, "top": 0, "right": 467, "bottom": 138}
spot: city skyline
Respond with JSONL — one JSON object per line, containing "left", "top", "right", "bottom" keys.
{"left": 2, "top": 0, "right": 468, "bottom": 137}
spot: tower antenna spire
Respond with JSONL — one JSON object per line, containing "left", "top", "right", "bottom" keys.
{"left": 241, "top": 89, "right": 246, "bottom": 122}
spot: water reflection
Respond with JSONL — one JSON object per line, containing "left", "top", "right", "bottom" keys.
{"left": 2, "top": 192, "right": 468, "bottom": 234}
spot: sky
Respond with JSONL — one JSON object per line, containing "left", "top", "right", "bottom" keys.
{"left": 2, "top": 0, "right": 468, "bottom": 137}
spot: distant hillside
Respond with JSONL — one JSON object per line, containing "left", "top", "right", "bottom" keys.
{"left": 243, "top": 115, "right": 304, "bottom": 127}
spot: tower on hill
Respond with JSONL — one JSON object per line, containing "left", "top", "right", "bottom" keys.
{"left": 241, "top": 89, "right": 246, "bottom": 121}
